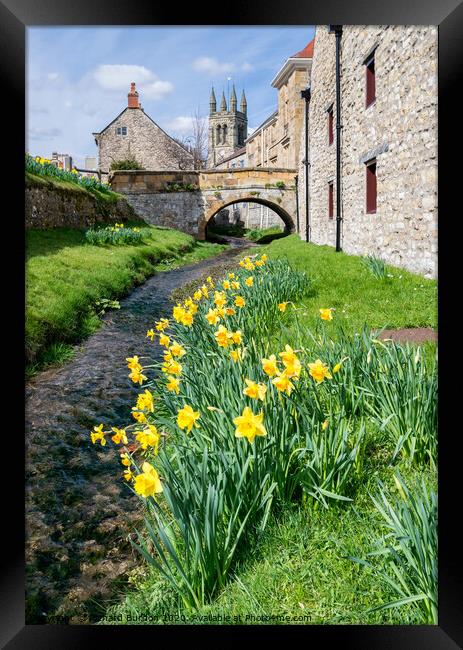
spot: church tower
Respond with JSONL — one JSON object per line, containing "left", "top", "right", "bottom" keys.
{"left": 207, "top": 85, "right": 248, "bottom": 168}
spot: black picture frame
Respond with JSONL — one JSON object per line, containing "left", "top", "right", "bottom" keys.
{"left": 3, "top": 0, "right": 461, "bottom": 645}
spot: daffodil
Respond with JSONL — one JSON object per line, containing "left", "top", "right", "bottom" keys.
{"left": 111, "top": 427, "right": 128, "bottom": 444}
{"left": 230, "top": 348, "right": 243, "bottom": 363}
{"left": 120, "top": 452, "right": 131, "bottom": 467}
{"left": 233, "top": 407, "right": 267, "bottom": 443}
{"left": 181, "top": 311, "right": 194, "bottom": 327}
{"left": 129, "top": 369, "right": 147, "bottom": 385}
{"left": 222, "top": 280, "right": 231, "bottom": 290}
{"left": 170, "top": 341, "right": 186, "bottom": 358}
{"left": 177, "top": 405, "right": 200, "bottom": 433}
{"left": 228, "top": 273, "right": 235, "bottom": 279}
{"left": 272, "top": 372, "right": 295, "bottom": 395}
{"left": 136, "top": 424, "right": 160, "bottom": 452}
{"left": 322, "top": 419, "right": 329, "bottom": 431}
{"left": 123, "top": 468, "right": 134, "bottom": 481}
{"left": 206, "top": 309, "right": 220, "bottom": 325}
{"left": 279, "top": 345, "right": 302, "bottom": 378}
{"left": 245, "top": 277, "right": 254, "bottom": 287}
{"left": 278, "top": 302, "right": 288, "bottom": 312}
{"left": 201, "top": 284, "right": 209, "bottom": 298}
{"left": 319, "top": 308, "right": 334, "bottom": 321}
{"left": 243, "top": 379, "right": 267, "bottom": 401}
{"left": 159, "top": 333, "right": 170, "bottom": 347}
{"left": 146, "top": 329, "right": 155, "bottom": 341}
{"left": 126, "top": 355, "right": 142, "bottom": 371}
{"left": 90, "top": 423, "right": 106, "bottom": 446}
{"left": 261, "top": 354, "right": 279, "bottom": 377}
{"left": 231, "top": 331, "right": 242, "bottom": 345}
{"left": 134, "top": 462, "right": 163, "bottom": 497}
{"left": 215, "top": 325, "right": 232, "bottom": 348}
{"left": 136, "top": 389, "right": 154, "bottom": 412}
{"left": 166, "top": 375, "right": 180, "bottom": 394}
{"left": 162, "top": 359, "right": 182, "bottom": 375}
{"left": 261, "top": 254, "right": 268, "bottom": 262}
{"left": 231, "top": 281, "right": 240, "bottom": 290}
{"left": 155, "top": 318, "right": 169, "bottom": 332}
{"left": 173, "top": 305, "right": 186, "bottom": 323}
{"left": 226, "top": 307, "right": 235, "bottom": 316}
{"left": 254, "top": 259, "right": 264, "bottom": 267}
{"left": 235, "top": 296, "right": 245, "bottom": 308}
{"left": 132, "top": 411, "right": 147, "bottom": 423}
{"left": 332, "top": 356, "right": 349, "bottom": 373}
{"left": 214, "top": 291, "right": 227, "bottom": 308}
{"left": 193, "top": 290, "right": 203, "bottom": 301}
{"left": 308, "top": 359, "right": 333, "bottom": 383}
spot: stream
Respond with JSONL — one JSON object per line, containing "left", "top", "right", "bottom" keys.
{"left": 25, "top": 241, "right": 252, "bottom": 624}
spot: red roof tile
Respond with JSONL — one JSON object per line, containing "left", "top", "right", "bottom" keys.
{"left": 291, "top": 38, "right": 314, "bottom": 59}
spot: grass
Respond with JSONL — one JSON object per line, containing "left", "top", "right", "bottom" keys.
{"left": 102, "top": 461, "right": 435, "bottom": 626}
{"left": 97, "top": 241, "right": 437, "bottom": 626}
{"left": 258, "top": 235, "right": 437, "bottom": 332}
{"left": 26, "top": 171, "right": 122, "bottom": 205}
{"left": 244, "top": 226, "right": 284, "bottom": 243}
{"left": 26, "top": 224, "right": 227, "bottom": 376}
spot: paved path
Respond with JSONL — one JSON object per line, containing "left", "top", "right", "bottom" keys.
{"left": 25, "top": 245, "right": 248, "bottom": 624}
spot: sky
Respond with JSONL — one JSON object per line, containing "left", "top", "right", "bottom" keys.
{"left": 26, "top": 26, "right": 314, "bottom": 167}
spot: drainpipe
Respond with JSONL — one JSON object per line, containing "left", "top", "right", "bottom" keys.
{"left": 295, "top": 174, "right": 300, "bottom": 233}
{"left": 301, "top": 87, "right": 311, "bottom": 242}
{"left": 329, "top": 24, "right": 343, "bottom": 252}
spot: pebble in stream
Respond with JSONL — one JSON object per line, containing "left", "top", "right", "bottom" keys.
{"left": 25, "top": 245, "right": 250, "bottom": 624}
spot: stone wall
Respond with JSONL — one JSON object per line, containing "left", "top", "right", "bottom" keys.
{"left": 94, "top": 106, "right": 194, "bottom": 176}
{"left": 25, "top": 179, "right": 136, "bottom": 230}
{"left": 110, "top": 169, "right": 297, "bottom": 239}
{"left": 297, "top": 25, "right": 438, "bottom": 278}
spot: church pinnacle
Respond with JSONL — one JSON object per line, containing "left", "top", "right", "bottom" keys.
{"left": 209, "top": 86, "right": 217, "bottom": 114}
{"left": 240, "top": 89, "right": 247, "bottom": 115}
{"left": 230, "top": 85, "right": 237, "bottom": 112}
{"left": 220, "top": 90, "right": 227, "bottom": 112}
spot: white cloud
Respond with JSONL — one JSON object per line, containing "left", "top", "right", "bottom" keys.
{"left": 91, "top": 64, "right": 173, "bottom": 100}
{"left": 247, "top": 126, "right": 256, "bottom": 135}
{"left": 47, "top": 72, "right": 60, "bottom": 81}
{"left": 28, "top": 126, "right": 62, "bottom": 140}
{"left": 166, "top": 115, "right": 208, "bottom": 137}
{"left": 192, "top": 57, "right": 253, "bottom": 76}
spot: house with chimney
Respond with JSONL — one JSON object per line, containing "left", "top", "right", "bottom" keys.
{"left": 93, "top": 83, "right": 194, "bottom": 177}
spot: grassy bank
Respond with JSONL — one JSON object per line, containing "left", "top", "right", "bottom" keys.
{"left": 26, "top": 170, "right": 123, "bottom": 206}
{"left": 98, "top": 243, "right": 436, "bottom": 626}
{"left": 26, "top": 225, "right": 227, "bottom": 376}
{"left": 258, "top": 235, "right": 437, "bottom": 332}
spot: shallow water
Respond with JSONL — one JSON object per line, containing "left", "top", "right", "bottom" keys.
{"left": 25, "top": 244, "right": 251, "bottom": 624}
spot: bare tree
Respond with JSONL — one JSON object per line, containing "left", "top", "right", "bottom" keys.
{"left": 172, "top": 107, "right": 208, "bottom": 170}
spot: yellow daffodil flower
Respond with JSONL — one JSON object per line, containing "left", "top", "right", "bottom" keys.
{"left": 134, "top": 462, "right": 163, "bottom": 497}
{"left": 226, "top": 307, "right": 235, "bottom": 316}
{"left": 243, "top": 379, "right": 267, "bottom": 401}
{"left": 214, "top": 291, "right": 227, "bottom": 308}
{"left": 169, "top": 341, "right": 186, "bottom": 358}
{"left": 272, "top": 372, "right": 295, "bottom": 395}
{"left": 206, "top": 308, "right": 220, "bottom": 325}
{"left": 155, "top": 318, "right": 169, "bottom": 331}
{"left": 146, "top": 329, "right": 155, "bottom": 341}
{"left": 235, "top": 296, "right": 245, "bottom": 308}
{"left": 159, "top": 333, "right": 170, "bottom": 347}
{"left": 177, "top": 405, "right": 200, "bottom": 433}
{"left": 215, "top": 325, "right": 232, "bottom": 348}
{"left": 319, "top": 308, "right": 334, "bottom": 321}
{"left": 123, "top": 468, "right": 134, "bottom": 481}
{"left": 231, "top": 281, "right": 240, "bottom": 290}
{"left": 162, "top": 359, "right": 182, "bottom": 375}
{"left": 278, "top": 302, "right": 288, "bottom": 312}
{"left": 129, "top": 369, "right": 147, "bottom": 385}
{"left": 120, "top": 453, "right": 131, "bottom": 467}
{"left": 90, "top": 423, "right": 106, "bottom": 446}
{"left": 230, "top": 348, "right": 243, "bottom": 363}
{"left": 181, "top": 311, "right": 194, "bottom": 327}
{"left": 245, "top": 277, "right": 254, "bottom": 287}
{"left": 136, "top": 389, "right": 154, "bottom": 412}
{"left": 166, "top": 375, "right": 180, "bottom": 394}
{"left": 261, "top": 354, "right": 279, "bottom": 377}
{"left": 308, "top": 359, "right": 333, "bottom": 383}
{"left": 233, "top": 407, "right": 267, "bottom": 444}
{"left": 111, "top": 427, "right": 128, "bottom": 445}
{"left": 173, "top": 305, "right": 186, "bottom": 323}
{"left": 193, "top": 290, "right": 203, "bottom": 301}
{"left": 136, "top": 424, "right": 160, "bottom": 452}
{"left": 132, "top": 411, "right": 147, "bottom": 423}
{"left": 222, "top": 280, "right": 231, "bottom": 290}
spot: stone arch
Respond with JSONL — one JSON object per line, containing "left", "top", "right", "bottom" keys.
{"left": 199, "top": 195, "right": 295, "bottom": 240}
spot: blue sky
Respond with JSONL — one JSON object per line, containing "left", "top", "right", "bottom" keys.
{"left": 27, "top": 26, "right": 314, "bottom": 167}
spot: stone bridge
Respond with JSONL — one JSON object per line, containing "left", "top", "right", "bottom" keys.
{"left": 110, "top": 168, "right": 297, "bottom": 239}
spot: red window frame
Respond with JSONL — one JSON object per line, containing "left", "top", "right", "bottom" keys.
{"left": 366, "top": 159, "right": 377, "bottom": 214}
{"left": 328, "top": 181, "right": 334, "bottom": 219}
{"left": 365, "top": 53, "right": 376, "bottom": 108}
{"left": 328, "top": 106, "right": 334, "bottom": 145}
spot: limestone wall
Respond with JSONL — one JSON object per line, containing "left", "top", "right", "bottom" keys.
{"left": 95, "top": 107, "right": 194, "bottom": 175}
{"left": 25, "top": 179, "right": 135, "bottom": 229}
{"left": 297, "top": 25, "right": 438, "bottom": 278}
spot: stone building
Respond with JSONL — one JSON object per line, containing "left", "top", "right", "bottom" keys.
{"left": 297, "top": 26, "right": 437, "bottom": 278}
{"left": 246, "top": 40, "right": 313, "bottom": 169}
{"left": 207, "top": 86, "right": 248, "bottom": 168}
{"left": 244, "top": 40, "right": 313, "bottom": 229}
{"left": 93, "top": 83, "right": 193, "bottom": 177}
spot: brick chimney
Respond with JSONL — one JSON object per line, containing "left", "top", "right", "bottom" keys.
{"left": 128, "top": 82, "right": 140, "bottom": 108}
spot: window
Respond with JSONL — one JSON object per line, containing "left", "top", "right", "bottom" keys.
{"left": 240, "top": 159, "right": 245, "bottom": 168}
{"left": 328, "top": 105, "right": 334, "bottom": 145}
{"left": 365, "top": 52, "right": 376, "bottom": 108}
{"left": 328, "top": 182, "right": 334, "bottom": 220}
{"left": 116, "top": 126, "right": 127, "bottom": 136}
{"left": 366, "top": 159, "right": 377, "bottom": 213}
